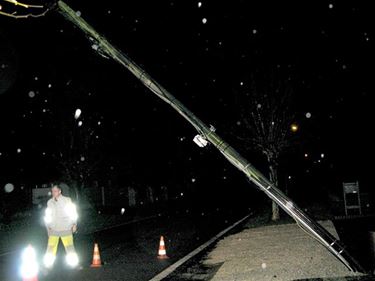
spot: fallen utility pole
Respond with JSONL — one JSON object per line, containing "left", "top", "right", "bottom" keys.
{"left": 56, "top": 1, "right": 362, "bottom": 272}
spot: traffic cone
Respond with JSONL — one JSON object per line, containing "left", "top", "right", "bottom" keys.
{"left": 90, "top": 243, "right": 102, "bottom": 267}
{"left": 20, "top": 245, "right": 39, "bottom": 281}
{"left": 157, "top": 236, "right": 169, "bottom": 259}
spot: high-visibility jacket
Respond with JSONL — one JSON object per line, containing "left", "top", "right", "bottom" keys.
{"left": 44, "top": 195, "right": 78, "bottom": 236}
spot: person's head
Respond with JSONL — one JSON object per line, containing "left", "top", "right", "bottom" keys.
{"left": 51, "top": 185, "right": 62, "bottom": 199}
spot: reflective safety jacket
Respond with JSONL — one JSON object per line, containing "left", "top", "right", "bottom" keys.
{"left": 44, "top": 195, "right": 78, "bottom": 236}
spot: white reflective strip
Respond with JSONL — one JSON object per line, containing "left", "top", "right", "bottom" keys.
{"left": 160, "top": 241, "right": 165, "bottom": 246}
{"left": 158, "top": 250, "right": 166, "bottom": 255}
{"left": 43, "top": 253, "right": 56, "bottom": 268}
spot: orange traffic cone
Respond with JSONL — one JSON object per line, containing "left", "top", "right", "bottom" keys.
{"left": 90, "top": 243, "right": 102, "bottom": 267}
{"left": 157, "top": 236, "right": 169, "bottom": 259}
{"left": 20, "top": 245, "right": 38, "bottom": 281}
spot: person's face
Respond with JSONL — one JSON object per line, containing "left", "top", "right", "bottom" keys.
{"left": 51, "top": 186, "right": 61, "bottom": 199}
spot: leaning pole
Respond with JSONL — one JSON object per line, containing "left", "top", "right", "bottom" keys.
{"left": 56, "top": 1, "right": 362, "bottom": 272}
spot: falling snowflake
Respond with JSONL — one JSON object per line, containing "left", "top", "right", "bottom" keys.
{"left": 78, "top": 121, "right": 83, "bottom": 127}
{"left": 17, "top": 148, "right": 22, "bottom": 153}
{"left": 191, "top": 178, "right": 196, "bottom": 183}
{"left": 261, "top": 262, "right": 267, "bottom": 269}
{"left": 240, "top": 81, "right": 244, "bottom": 86}
{"left": 252, "top": 29, "right": 257, "bottom": 34}
{"left": 47, "top": 84, "right": 52, "bottom": 88}
{"left": 76, "top": 10, "right": 81, "bottom": 17}
{"left": 28, "top": 91, "right": 35, "bottom": 98}
{"left": 74, "top": 109, "right": 82, "bottom": 119}
{"left": 80, "top": 156, "right": 85, "bottom": 162}
{"left": 305, "top": 112, "right": 312, "bottom": 118}
{"left": 328, "top": 3, "right": 333, "bottom": 9}
{"left": 202, "top": 18, "right": 207, "bottom": 24}
{"left": 34, "top": 76, "right": 38, "bottom": 81}
{"left": 257, "top": 104, "right": 262, "bottom": 109}
{"left": 180, "top": 192, "right": 184, "bottom": 196}
{"left": 236, "top": 121, "right": 241, "bottom": 126}
{"left": 304, "top": 153, "right": 308, "bottom": 158}
{"left": 198, "top": 2, "right": 202, "bottom": 8}
{"left": 321, "top": 153, "right": 325, "bottom": 158}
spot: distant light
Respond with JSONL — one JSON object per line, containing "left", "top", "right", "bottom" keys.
{"left": 305, "top": 112, "right": 312, "bottom": 118}
{"left": 198, "top": 2, "right": 202, "bottom": 8}
{"left": 74, "top": 109, "right": 82, "bottom": 119}
{"left": 202, "top": 18, "right": 207, "bottom": 24}
{"left": 328, "top": 3, "right": 333, "bottom": 9}
{"left": 78, "top": 121, "right": 83, "bottom": 127}
{"left": 290, "top": 123, "right": 298, "bottom": 132}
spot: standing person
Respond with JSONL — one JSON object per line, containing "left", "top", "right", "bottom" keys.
{"left": 43, "top": 184, "right": 79, "bottom": 269}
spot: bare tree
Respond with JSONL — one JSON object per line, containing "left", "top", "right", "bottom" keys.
{"left": 235, "top": 69, "right": 297, "bottom": 220}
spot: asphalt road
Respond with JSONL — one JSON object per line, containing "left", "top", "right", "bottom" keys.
{"left": 0, "top": 205, "right": 249, "bottom": 281}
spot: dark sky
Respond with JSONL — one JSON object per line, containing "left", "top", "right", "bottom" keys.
{"left": 0, "top": 1, "right": 373, "bottom": 199}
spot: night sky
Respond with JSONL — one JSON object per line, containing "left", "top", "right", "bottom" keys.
{"left": 0, "top": 1, "right": 373, "bottom": 202}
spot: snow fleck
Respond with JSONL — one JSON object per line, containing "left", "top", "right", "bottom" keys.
{"left": 342, "top": 64, "right": 347, "bottom": 70}
{"left": 305, "top": 112, "right": 312, "bottom": 118}
{"left": 78, "top": 121, "right": 83, "bottom": 127}
{"left": 34, "top": 76, "right": 38, "bottom": 81}
{"left": 328, "top": 3, "right": 333, "bottom": 9}
{"left": 288, "top": 175, "right": 292, "bottom": 179}
{"left": 240, "top": 81, "right": 244, "bottom": 86}
{"left": 4, "top": 183, "right": 14, "bottom": 193}
{"left": 202, "top": 18, "right": 207, "bottom": 24}
{"left": 304, "top": 153, "right": 308, "bottom": 158}
{"left": 261, "top": 262, "right": 267, "bottom": 269}
{"left": 28, "top": 91, "right": 35, "bottom": 98}
{"left": 47, "top": 84, "right": 52, "bottom": 88}
{"left": 80, "top": 156, "right": 85, "bottom": 162}
{"left": 252, "top": 29, "right": 257, "bottom": 34}
{"left": 236, "top": 121, "right": 241, "bottom": 126}
{"left": 74, "top": 109, "right": 82, "bottom": 119}
{"left": 76, "top": 11, "right": 81, "bottom": 17}
{"left": 191, "top": 178, "right": 196, "bottom": 183}
{"left": 257, "top": 104, "right": 262, "bottom": 109}
{"left": 42, "top": 109, "right": 47, "bottom": 113}
{"left": 121, "top": 208, "right": 125, "bottom": 215}
{"left": 17, "top": 148, "right": 22, "bottom": 153}
{"left": 321, "top": 153, "right": 325, "bottom": 158}
{"left": 98, "top": 121, "right": 101, "bottom": 125}
{"left": 180, "top": 192, "right": 184, "bottom": 196}
{"left": 198, "top": 2, "right": 202, "bottom": 8}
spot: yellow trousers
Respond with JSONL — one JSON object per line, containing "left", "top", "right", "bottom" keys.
{"left": 46, "top": 235, "right": 76, "bottom": 256}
